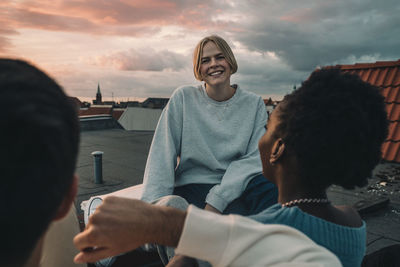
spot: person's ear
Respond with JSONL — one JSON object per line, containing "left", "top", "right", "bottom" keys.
{"left": 53, "top": 174, "right": 78, "bottom": 221}
{"left": 269, "top": 138, "right": 285, "bottom": 165}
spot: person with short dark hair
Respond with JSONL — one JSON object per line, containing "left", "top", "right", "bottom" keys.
{"left": 252, "top": 68, "right": 388, "bottom": 267}
{"left": 0, "top": 58, "right": 80, "bottom": 267}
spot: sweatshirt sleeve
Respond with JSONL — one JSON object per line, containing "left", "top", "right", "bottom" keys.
{"left": 141, "top": 91, "right": 182, "bottom": 203}
{"left": 205, "top": 98, "right": 268, "bottom": 211}
{"left": 175, "top": 205, "right": 342, "bottom": 267}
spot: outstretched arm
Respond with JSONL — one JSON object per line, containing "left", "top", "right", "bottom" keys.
{"left": 74, "top": 197, "right": 340, "bottom": 267}
{"left": 73, "top": 196, "right": 185, "bottom": 264}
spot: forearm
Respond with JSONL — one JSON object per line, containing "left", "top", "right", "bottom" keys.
{"left": 153, "top": 205, "right": 187, "bottom": 247}
{"left": 176, "top": 206, "right": 341, "bottom": 267}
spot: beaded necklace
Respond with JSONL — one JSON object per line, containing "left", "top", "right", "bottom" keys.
{"left": 282, "top": 198, "right": 330, "bottom": 207}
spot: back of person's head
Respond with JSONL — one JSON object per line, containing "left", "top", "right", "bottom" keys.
{"left": 193, "top": 35, "right": 238, "bottom": 81}
{"left": 0, "top": 59, "right": 80, "bottom": 267}
{"left": 275, "top": 68, "right": 388, "bottom": 190}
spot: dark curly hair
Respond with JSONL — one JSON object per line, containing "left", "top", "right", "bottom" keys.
{"left": 274, "top": 68, "right": 388, "bottom": 190}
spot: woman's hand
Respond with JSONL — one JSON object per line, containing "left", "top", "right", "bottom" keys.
{"left": 204, "top": 204, "right": 221, "bottom": 214}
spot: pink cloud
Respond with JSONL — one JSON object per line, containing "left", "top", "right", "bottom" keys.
{"left": 0, "top": 36, "right": 12, "bottom": 53}
{"left": 93, "top": 48, "right": 188, "bottom": 71}
{"left": 12, "top": 8, "right": 96, "bottom": 32}
{"left": 6, "top": 0, "right": 220, "bottom": 31}
{"left": 0, "top": 0, "right": 231, "bottom": 55}
{"left": 0, "top": 14, "right": 19, "bottom": 53}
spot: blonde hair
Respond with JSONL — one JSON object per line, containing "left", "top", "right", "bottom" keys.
{"left": 193, "top": 35, "right": 238, "bottom": 81}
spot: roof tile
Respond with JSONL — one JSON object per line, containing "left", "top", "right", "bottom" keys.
{"left": 382, "top": 141, "right": 400, "bottom": 162}
{"left": 370, "top": 69, "right": 381, "bottom": 85}
{"left": 386, "top": 103, "right": 400, "bottom": 122}
{"left": 387, "top": 121, "right": 400, "bottom": 141}
{"left": 382, "top": 86, "right": 400, "bottom": 103}
{"left": 384, "top": 68, "right": 400, "bottom": 86}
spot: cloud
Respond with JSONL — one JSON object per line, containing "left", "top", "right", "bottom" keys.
{"left": 0, "top": 36, "right": 13, "bottom": 53}
{"left": 0, "top": 11, "right": 19, "bottom": 53}
{"left": 1, "top": 0, "right": 399, "bottom": 100}
{"left": 2, "top": 0, "right": 225, "bottom": 36}
{"left": 7, "top": 6, "right": 161, "bottom": 37}
{"left": 93, "top": 48, "right": 189, "bottom": 71}
{"left": 225, "top": 0, "right": 400, "bottom": 71}
{"left": 232, "top": 50, "right": 308, "bottom": 96}
{"left": 0, "top": 40, "right": 9, "bottom": 53}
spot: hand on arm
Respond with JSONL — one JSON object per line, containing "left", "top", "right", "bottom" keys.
{"left": 73, "top": 196, "right": 186, "bottom": 264}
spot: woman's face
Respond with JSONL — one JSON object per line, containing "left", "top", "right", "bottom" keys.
{"left": 258, "top": 108, "right": 280, "bottom": 183}
{"left": 200, "top": 41, "right": 232, "bottom": 88}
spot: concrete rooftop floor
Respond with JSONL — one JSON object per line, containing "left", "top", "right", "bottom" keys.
{"left": 75, "top": 128, "right": 400, "bottom": 256}
{"left": 75, "top": 129, "right": 153, "bottom": 207}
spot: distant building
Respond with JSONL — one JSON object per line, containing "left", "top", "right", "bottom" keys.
{"left": 79, "top": 105, "right": 113, "bottom": 116}
{"left": 263, "top": 97, "right": 278, "bottom": 117}
{"left": 93, "top": 83, "right": 102, "bottom": 105}
{"left": 81, "top": 101, "right": 91, "bottom": 108}
{"left": 141, "top": 97, "right": 169, "bottom": 109}
{"left": 119, "top": 101, "right": 140, "bottom": 108}
{"left": 264, "top": 97, "right": 274, "bottom": 106}
{"left": 68, "top": 96, "right": 83, "bottom": 111}
{"left": 112, "top": 108, "right": 125, "bottom": 120}
{"left": 103, "top": 101, "right": 116, "bottom": 107}
{"left": 79, "top": 104, "right": 126, "bottom": 119}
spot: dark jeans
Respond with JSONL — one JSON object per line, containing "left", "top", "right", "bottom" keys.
{"left": 173, "top": 174, "right": 278, "bottom": 216}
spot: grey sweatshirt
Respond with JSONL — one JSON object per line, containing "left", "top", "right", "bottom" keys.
{"left": 141, "top": 84, "right": 267, "bottom": 211}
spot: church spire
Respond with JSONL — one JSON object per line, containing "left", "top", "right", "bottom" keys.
{"left": 96, "top": 82, "right": 102, "bottom": 104}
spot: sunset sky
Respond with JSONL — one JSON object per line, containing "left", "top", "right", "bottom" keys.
{"left": 1, "top": 0, "right": 399, "bottom": 102}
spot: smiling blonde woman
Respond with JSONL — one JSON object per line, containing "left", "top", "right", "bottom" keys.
{"left": 141, "top": 35, "right": 277, "bottom": 218}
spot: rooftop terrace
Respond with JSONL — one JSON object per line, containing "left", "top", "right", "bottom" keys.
{"left": 75, "top": 128, "right": 400, "bottom": 259}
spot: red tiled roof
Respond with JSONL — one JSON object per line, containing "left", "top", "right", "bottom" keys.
{"left": 112, "top": 110, "right": 124, "bottom": 120}
{"left": 386, "top": 102, "right": 400, "bottom": 122}
{"left": 326, "top": 59, "right": 400, "bottom": 162}
{"left": 79, "top": 107, "right": 112, "bottom": 116}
